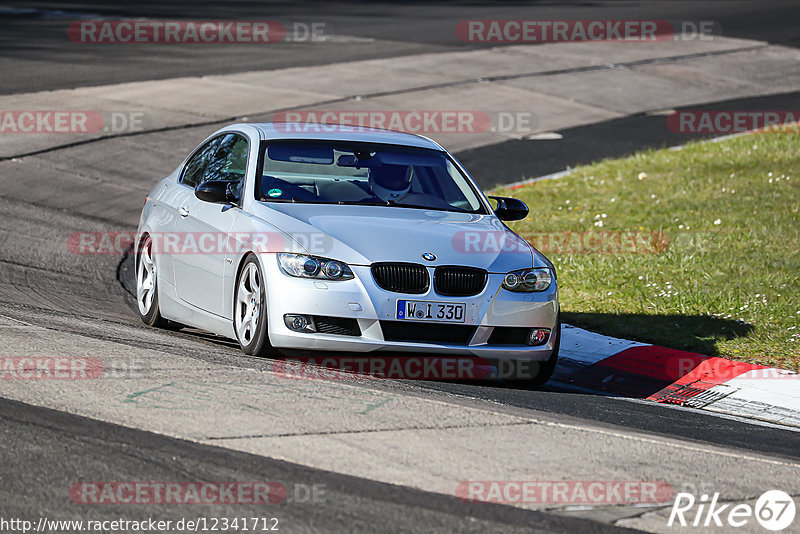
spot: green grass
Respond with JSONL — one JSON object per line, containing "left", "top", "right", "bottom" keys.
{"left": 495, "top": 130, "right": 800, "bottom": 370}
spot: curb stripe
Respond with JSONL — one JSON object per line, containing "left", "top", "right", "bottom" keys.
{"left": 558, "top": 325, "right": 798, "bottom": 425}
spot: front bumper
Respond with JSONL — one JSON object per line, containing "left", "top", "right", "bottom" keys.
{"left": 262, "top": 255, "right": 559, "bottom": 361}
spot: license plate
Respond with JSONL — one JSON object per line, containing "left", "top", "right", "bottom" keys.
{"left": 396, "top": 300, "right": 466, "bottom": 323}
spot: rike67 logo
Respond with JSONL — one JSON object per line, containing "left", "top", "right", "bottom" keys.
{"left": 669, "top": 490, "right": 796, "bottom": 531}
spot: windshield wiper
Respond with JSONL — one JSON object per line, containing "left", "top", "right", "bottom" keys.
{"left": 393, "top": 203, "right": 468, "bottom": 213}
{"left": 261, "top": 197, "right": 341, "bottom": 204}
{"left": 260, "top": 198, "right": 474, "bottom": 213}
{"left": 333, "top": 200, "right": 453, "bottom": 211}
{"left": 337, "top": 200, "right": 390, "bottom": 206}
{"left": 259, "top": 197, "right": 297, "bottom": 202}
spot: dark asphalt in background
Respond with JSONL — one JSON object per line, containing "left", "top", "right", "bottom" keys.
{"left": 4, "top": 0, "right": 799, "bottom": 186}
{"left": 460, "top": 90, "right": 800, "bottom": 188}
{"left": 1, "top": 0, "right": 799, "bottom": 94}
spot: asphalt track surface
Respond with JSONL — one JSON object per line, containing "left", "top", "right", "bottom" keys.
{"left": 1, "top": 1, "right": 800, "bottom": 532}
{"left": 1, "top": 0, "right": 799, "bottom": 95}
{"left": 1, "top": 397, "right": 619, "bottom": 533}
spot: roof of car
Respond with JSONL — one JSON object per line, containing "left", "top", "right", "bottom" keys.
{"left": 248, "top": 122, "right": 445, "bottom": 151}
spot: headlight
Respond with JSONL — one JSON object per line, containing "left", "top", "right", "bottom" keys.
{"left": 502, "top": 268, "right": 552, "bottom": 292}
{"left": 277, "top": 253, "right": 354, "bottom": 280}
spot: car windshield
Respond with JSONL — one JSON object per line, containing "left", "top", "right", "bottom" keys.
{"left": 256, "top": 141, "right": 487, "bottom": 213}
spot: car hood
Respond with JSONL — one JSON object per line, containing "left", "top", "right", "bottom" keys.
{"left": 249, "top": 202, "right": 546, "bottom": 272}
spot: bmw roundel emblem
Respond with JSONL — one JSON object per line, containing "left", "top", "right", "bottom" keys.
{"left": 422, "top": 252, "right": 436, "bottom": 261}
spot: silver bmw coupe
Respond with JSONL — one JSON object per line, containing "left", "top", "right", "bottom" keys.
{"left": 136, "top": 123, "right": 560, "bottom": 384}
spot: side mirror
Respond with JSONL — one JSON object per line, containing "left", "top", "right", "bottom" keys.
{"left": 488, "top": 196, "right": 528, "bottom": 221}
{"left": 195, "top": 180, "right": 237, "bottom": 204}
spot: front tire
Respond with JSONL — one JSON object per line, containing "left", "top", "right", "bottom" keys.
{"left": 234, "top": 256, "right": 277, "bottom": 356}
{"left": 136, "top": 234, "right": 171, "bottom": 328}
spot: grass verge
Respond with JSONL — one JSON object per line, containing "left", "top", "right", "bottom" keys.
{"left": 496, "top": 129, "right": 800, "bottom": 370}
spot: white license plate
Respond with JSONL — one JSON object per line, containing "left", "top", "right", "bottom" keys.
{"left": 396, "top": 300, "right": 466, "bottom": 323}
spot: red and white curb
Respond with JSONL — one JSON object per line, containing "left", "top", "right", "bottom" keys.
{"left": 558, "top": 324, "right": 800, "bottom": 428}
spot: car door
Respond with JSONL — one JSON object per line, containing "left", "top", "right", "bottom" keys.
{"left": 172, "top": 133, "right": 249, "bottom": 316}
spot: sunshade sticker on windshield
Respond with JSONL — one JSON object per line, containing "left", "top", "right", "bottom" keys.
{"left": 268, "top": 144, "right": 334, "bottom": 164}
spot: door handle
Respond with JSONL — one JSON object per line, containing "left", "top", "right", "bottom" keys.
{"left": 178, "top": 206, "right": 190, "bottom": 217}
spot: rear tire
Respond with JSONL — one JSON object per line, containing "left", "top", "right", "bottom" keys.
{"left": 234, "top": 256, "right": 277, "bottom": 356}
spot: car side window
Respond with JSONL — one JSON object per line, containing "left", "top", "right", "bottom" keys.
{"left": 203, "top": 134, "right": 248, "bottom": 182}
{"left": 181, "top": 136, "right": 222, "bottom": 189}
{"left": 200, "top": 134, "right": 249, "bottom": 200}
{"left": 181, "top": 133, "right": 249, "bottom": 202}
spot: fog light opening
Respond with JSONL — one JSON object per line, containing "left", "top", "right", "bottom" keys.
{"left": 284, "top": 314, "right": 316, "bottom": 333}
{"left": 527, "top": 328, "right": 550, "bottom": 346}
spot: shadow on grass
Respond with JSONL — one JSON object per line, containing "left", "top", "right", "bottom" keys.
{"left": 562, "top": 312, "right": 754, "bottom": 357}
